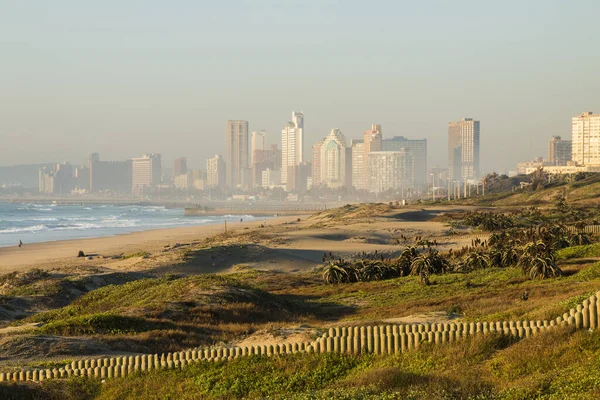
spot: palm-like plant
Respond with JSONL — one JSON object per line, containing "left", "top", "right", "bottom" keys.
{"left": 524, "top": 256, "right": 562, "bottom": 280}
{"left": 463, "top": 251, "right": 491, "bottom": 271}
{"left": 323, "top": 261, "right": 349, "bottom": 284}
{"left": 410, "top": 249, "right": 450, "bottom": 285}
{"left": 570, "top": 231, "right": 592, "bottom": 246}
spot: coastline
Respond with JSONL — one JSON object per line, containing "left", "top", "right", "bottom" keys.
{"left": 0, "top": 215, "right": 299, "bottom": 271}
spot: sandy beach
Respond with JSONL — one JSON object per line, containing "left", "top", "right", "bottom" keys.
{"left": 0, "top": 216, "right": 299, "bottom": 271}
{"left": 0, "top": 205, "right": 474, "bottom": 275}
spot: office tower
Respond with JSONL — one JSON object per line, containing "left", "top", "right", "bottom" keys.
{"left": 547, "top": 136, "right": 572, "bottom": 166}
{"left": 262, "top": 168, "right": 281, "bottom": 189}
{"left": 363, "top": 124, "right": 382, "bottom": 189}
{"left": 226, "top": 120, "right": 249, "bottom": 189}
{"left": 173, "top": 157, "right": 188, "bottom": 178}
{"left": 250, "top": 130, "right": 267, "bottom": 166}
{"left": 448, "top": 118, "right": 480, "bottom": 181}
{"left": 351, "top": 140, "right": 365, "bottom": 190}
{"left": 252, "top": 144, "right": 282, "bottom": 188}
{"left": 88, "top": 153, "right": 132, "bottom": 194}
{"left": 206, "top": 155, "right": 226, "bottom": 189}
{"left": 286, "top": 162, "right": 312, "bottom": 193}
{"left": 367, "top": 150, "right": 415, "bottom": 193}
{"left": 132, "top": 154, "right": 162, "bottom": 194}
{"left": 318, "top": 129, "right": 348, "bottom": 188}
{"left": 382, "top": 136, "right": 427, "bottom": 189}
{"left": 572, "top": 112, "right": 600, "bottom": 166}
{"left": 311, "top": 139, "right": 325, "bottom": 187}
{"left": 281, "top": 112, "right": 304, "bottom": 184}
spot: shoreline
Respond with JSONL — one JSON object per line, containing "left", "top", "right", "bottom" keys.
{"left": 0, "top": 215, "right": 300, "bottom": 271}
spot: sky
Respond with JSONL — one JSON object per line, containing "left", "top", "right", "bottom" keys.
{"left": 1, "top": 0, "right": 599, "bottom": 173}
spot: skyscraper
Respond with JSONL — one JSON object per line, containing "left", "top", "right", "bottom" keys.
{"left": 173, "top": 157, "right": 187, "bottom": 177}
{"left": 367, "top": 150, "right": 414, "bottom": 193}
{"left": 226, "top": 120, "right": 249, "bottom": 189}
{"left": 382, "top": 136, "right": 427, "bottom": 189}
{"left": 448, "top": 118, "right": 480, "bottom": 181}
{"left": 351, "top": 140, "right": 365, "bottom": 190}
{"left": 132, "top": 154, "right": 162, "bottom": 194}
{"left": 206, "top": 155, "right": 226, "bottom": 190}
{"left": 250, "top": 130, "right": 266, "bottom": 166}
{"left": 281, "top": 112, "right": 304, "bottom": 185}
{"left": 572, "top": 112, "right": 600, "bottom": 166}
{"left": 363, "top": 124, "right": 382, "bottom": 189}
{"left": 548, "top": 136, "right": 572, "bottom": 166}
{"left": 319, "top": 129, "right": 349, "bottom": 188}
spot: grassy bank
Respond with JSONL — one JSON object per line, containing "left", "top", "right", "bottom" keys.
{"left": 3, "top": 328, "right": 600, "bottom": 399}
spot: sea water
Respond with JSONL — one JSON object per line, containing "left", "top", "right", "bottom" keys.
{"left": 0, "top": 203, "right": 255, "bottom": 247}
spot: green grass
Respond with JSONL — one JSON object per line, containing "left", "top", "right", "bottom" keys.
{"left": 557, "top": 243, "right": 600, "bottom": 260}
{"left": 7, "top": 328, "right": 600, "bottom": 399}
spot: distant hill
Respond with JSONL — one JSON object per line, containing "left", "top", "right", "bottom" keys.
{"left": 0, "top": 163, "right": 56, "bottom": 189}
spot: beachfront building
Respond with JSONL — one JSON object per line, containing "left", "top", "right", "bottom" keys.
{"left": 88, "top": 153, "right": 132, "bottom": 194}
{"left": 250, "top": 130, "right": 266, "bottom": 166}
{"left": 351, "top": 139, "right": 365, "bottom": 190}
{"left": 225, "top": 120, "right": 249, "bottom": 189}
{"left": 363, "top": 124, "right": 382, "bottom": 189}
{"left": 206, "top": 155, "right": 226, "bottom": 190}
{"left": 317, "top": 129, "right": 349, "bottom": 189}
{"left": 252, "top": 144, "right": 281, "bottom": 189}
{"left": 367, "top": 150, "right": 415, "bottom": 194}
{"left": 132, "top": 154, "right": 162, "bottom": 195}
{"left": 382, "top": 136, "right": 427, "bottom": 190}
{"left": 572, "top": 112, "right": 600, "bottom": 166}
{"left": 448, "top": 118, "right": 480, "bottom": 181}
{"left": 261, "top": 168, "right": 281, "bottom": 189}
{"left": 281, "top": 112, "right": 304, "bottom": 185}
{"left": 548, "top": 136, "right": 572, "bottom": 166}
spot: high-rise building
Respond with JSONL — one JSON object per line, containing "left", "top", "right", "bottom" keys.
{"left": 132, "top": 154, "right": 162, "bottom": 194}
{"left": 382, "top": 136, "right": 427, "bottom": 189}
{"left": 572, "top": 112, "right": 600, "bottom": 166}
{"left": 281, "top": 112, "right": 304, "bottom": 185}
{"left": 311, "top": 139, "right": 325, "bottom": 187}
{"left": 319, "top": 129, "right": 349, "bottom": 188}
{"left": 88, "top": 153, "right": 132, "bottom": 194}
{"left": 206, "top": 155, "right": 226, "bottom": 190}
{"left": 226, "top": 120, "right": 249, "bottom": 189}
{"left": 262, "top": 168, "right": 281, "bottom": 189}
{"left": 448, "top": 118, "right": 480, "bottom": 181}
{"left": 286, "top": 162, "right": 312, "bottom": 193}
{"left": 252, "top": 144, "right": 282, "bottom": 188}
{"left": 250, "top": 131, "right": 266, "bottom": 166}
{"left": 548, "top": 136, "right": 572, "bottom": 166}
{"left": 367, "top": 150, "right": 415, "bottom": 193}
{"left": 363, "top": 124, "right": 382, "bottom": 189}
{"left": 173, "top": 157, "right": 187, "bottom": 177}
{"left": 351, "top": 140, "right": 365, "bottom": 190}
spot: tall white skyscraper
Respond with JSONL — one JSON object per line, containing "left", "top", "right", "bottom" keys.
{"left": 572, "top": 112, "right": 600, "bottom": 166}
{"left": 132, "top": 153, "right": 161, "bottom": 194}
{"left": 250, "top": 130, "right": 266, "bottom": 165}
{"left": 318, "top": 128, "right": 348, "bottom": 188}
{"left": 281, "top": 112, "right": 304, "bottom": 184}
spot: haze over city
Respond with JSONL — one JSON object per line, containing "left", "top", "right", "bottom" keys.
{"left": 2, "top": 0, "right": 599, "bottom": 172}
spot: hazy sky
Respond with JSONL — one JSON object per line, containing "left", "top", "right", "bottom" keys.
{"left": 1, "top": 0, "right": 599, "bottom": 173}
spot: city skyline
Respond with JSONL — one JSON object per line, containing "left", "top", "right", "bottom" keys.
{"left": 2, "top": 2, "right": 599, "bottom": 172}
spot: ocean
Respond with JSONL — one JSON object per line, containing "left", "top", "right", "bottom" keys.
{"left": 0, "top": 202, "right": 257, "bottom": 247}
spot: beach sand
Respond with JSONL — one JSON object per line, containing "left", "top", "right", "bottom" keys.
{"left": 0, "top": 216, "right": 299, "bottom": 272}
{"left": 0, "top": 205, "right": 476, "bottom": 275}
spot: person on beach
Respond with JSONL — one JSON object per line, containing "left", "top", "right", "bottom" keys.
{"left": 18, "top": 239, "right": 23, "bottom": 248}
